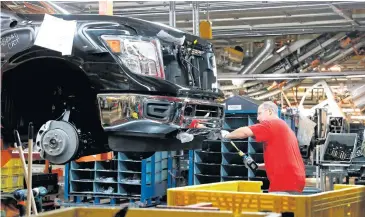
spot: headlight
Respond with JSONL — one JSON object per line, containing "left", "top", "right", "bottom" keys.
{"left": 101, "top": 35, "right": 165, "bottom": 79}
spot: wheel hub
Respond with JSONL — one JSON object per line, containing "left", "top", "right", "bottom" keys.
{"left": 36, "top": 120, "right": 79, "bottom": 164}
{"left": 41, "top": 129, "right": 68, "bottom": 156}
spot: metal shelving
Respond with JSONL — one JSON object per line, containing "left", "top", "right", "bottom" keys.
{"left": 193, "top": 140, "right": 222, "bottom": 185}
{"left": 65, "top": 151, "right": 177, "bottom": 206}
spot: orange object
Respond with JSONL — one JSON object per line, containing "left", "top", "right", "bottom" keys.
{"left": 340, "top": 37, "right": 351, "bottom": 48}
{"left": 43, "top": 160, "right": 50, "bottom": 174}
{"left": 1, "top": 150, "right": 12, "bottom": 167}
{"left": 1, "top": 201, "right": 20, "bottom": 217}
{"left": 52, "top": 168, "right": 64, "bottom": 180}
{"left": 311, "top": 59, "right": 321, "bottom": 68}
{"left": 105, "top": 40, "right": 121, "bottom": 53}
{"left": 199, "top": 20, "right": 213, "bottom": 40}
{"left": 76, "top": 152, "right": 114, "bottom": 162}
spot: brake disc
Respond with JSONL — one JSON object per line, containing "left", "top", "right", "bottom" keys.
{"left": 36, "top": 120, "right": 79, "bottom": 164}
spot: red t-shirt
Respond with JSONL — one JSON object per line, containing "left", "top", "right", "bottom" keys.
{"left": 249, "top": 119, "right": 305, "bottom": 193}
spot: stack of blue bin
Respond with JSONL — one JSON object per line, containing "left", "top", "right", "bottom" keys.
{"left": 66, "top": 151, "right": 177, "bottom": 206}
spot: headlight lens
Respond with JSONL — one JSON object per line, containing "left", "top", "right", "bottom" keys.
{"left": 101, "top": 35, "right": 165, "bottom": 79}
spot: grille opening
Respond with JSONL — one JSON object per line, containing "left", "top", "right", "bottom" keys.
{"left": 195, "top": 104, "right": 219, "bottom": 117}
{"left": 184, "top": 106, "right": 194, "bottom": 116}
{"left": 184, "top": 104, "right": 223, "bottom": 118}
{"left": 145, "top": 102, "right": 171, "bottom": 120}
{"left": 154, "top": 108, "right": 167, "bottom": 113}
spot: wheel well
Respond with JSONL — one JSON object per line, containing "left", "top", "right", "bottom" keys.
{"left": 1, "top": 57, "right": 106, "bottom": 150}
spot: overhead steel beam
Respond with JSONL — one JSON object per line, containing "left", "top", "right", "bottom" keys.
{"left": 231, "top": 33, "right": 346, "bottom": 90}
{"left": 324, "top": 40, "right": 365, "bottom": 66}
{"left": 255, "top": 80, "right": 303, "bottom": 100}
{"left": 87, "top": 2, "right": 363, "bottom": 15}
{"left": 179, "top": 19, "right": 352, "bottom": 31}
{"left": 211, "top": 27, "right": 365, "bottom": 39}
{"left": 328, "top": 4, "right": 360, "bottom": 27}
{"left": 219, "top": 80, "right": 365, "bottom": 91}
{"left": 152, "top": 12, "right": 339, "bottom": 25}
{"left": 253, "top": 37, "right": 321, "bottom": 75}
{"left": 218, "top": 71, "right": 365, "bottom": 81}
{"left": 211, "top": 34, "right": 320, "bottom": 45}
{"left": 267, "top": 33, "right": 347, "bottom": 75}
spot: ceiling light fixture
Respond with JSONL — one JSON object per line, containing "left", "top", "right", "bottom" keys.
{"left": 350, "top": 116, "right": 365, "bottom": 120}
{"left": 276, "top": 45, "right": 287, "bottom": 53}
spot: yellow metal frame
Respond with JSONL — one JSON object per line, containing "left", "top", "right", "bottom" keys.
{"left": 223, "top": 47, "right": 244, "bottom": 63}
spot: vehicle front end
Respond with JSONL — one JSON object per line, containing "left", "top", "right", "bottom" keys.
{"left": 99, "top": 93, "right": 224, "bottom": 152}
{"left": 96, "top": 20, "right": 225, "bottom": 153}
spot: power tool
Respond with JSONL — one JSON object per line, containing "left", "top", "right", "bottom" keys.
{"left": 229, "top": 141, "right": 259, "bottom": 172}
{"left": 13, "top": 187, "right": 48, "bottom": 215}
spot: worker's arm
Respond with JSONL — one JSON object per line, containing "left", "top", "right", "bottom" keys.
{"left": 258, "top": 163, "right": 265, "bottom": 170}
{"left": 225, "top": 127, "right": 254, "bottom": 140}
{"left": 196, "top": 123, "right": 207, "bottom": 128}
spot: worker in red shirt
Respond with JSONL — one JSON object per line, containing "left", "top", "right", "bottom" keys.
{"left": 221, "top": 101, "right": 306, "bottom": 194}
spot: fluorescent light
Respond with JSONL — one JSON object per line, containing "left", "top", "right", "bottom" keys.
{"left": 347, "top": 75, "right": 365, "bottom": 78}
{"left": 342, "top": 108, "right": 361, "bottom": 112}
{"left": 276, "top": 45, "right": 287, "bottom": 53}
{"left": 330, "top": 78, "right": 347, "bottom": 81}
{"left": 350, "top": 116, "right": 365, "bottom": 120}
{"left": 264, "top": 54, "right": 273, "bottom": 61}
{"left": 329, "top": 65, "right": 342, "bottom": 72}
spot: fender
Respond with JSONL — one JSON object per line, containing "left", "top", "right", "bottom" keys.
{"left": 2, "top": 47, "right": 94, "bottom": 89}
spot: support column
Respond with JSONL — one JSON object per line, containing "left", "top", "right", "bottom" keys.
{"left": 169, "top": 1, "right": 176, "bottom": 27}
{"left": 192, "top": 2, "right": 200, "bottom": 36}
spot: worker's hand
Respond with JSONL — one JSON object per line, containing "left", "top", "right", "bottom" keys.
{"left": 220, "top": 130, "right": 230, "bottom": 141}
{"left": 195, "top": 123, "right": 207, "bottom": 129}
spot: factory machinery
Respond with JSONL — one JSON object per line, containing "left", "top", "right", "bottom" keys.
{"left": 299, "top": 104, "right": 365, "bottom": 190}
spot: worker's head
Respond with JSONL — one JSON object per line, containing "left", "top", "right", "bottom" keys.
{"left": 257, "top": 101, "right": 278, "bottom": 122}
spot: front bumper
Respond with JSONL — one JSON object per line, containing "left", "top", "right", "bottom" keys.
{"left": 97, "top": 93, "right": 224, "bottom": 152}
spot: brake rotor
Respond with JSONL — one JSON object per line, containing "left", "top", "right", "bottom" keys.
{"left": 36, "top": 120, "right": 79, "bottom": 164}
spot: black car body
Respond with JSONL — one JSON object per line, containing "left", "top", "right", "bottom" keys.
{"left": 1, "top": 11, "right": 224, "bottom": 164}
